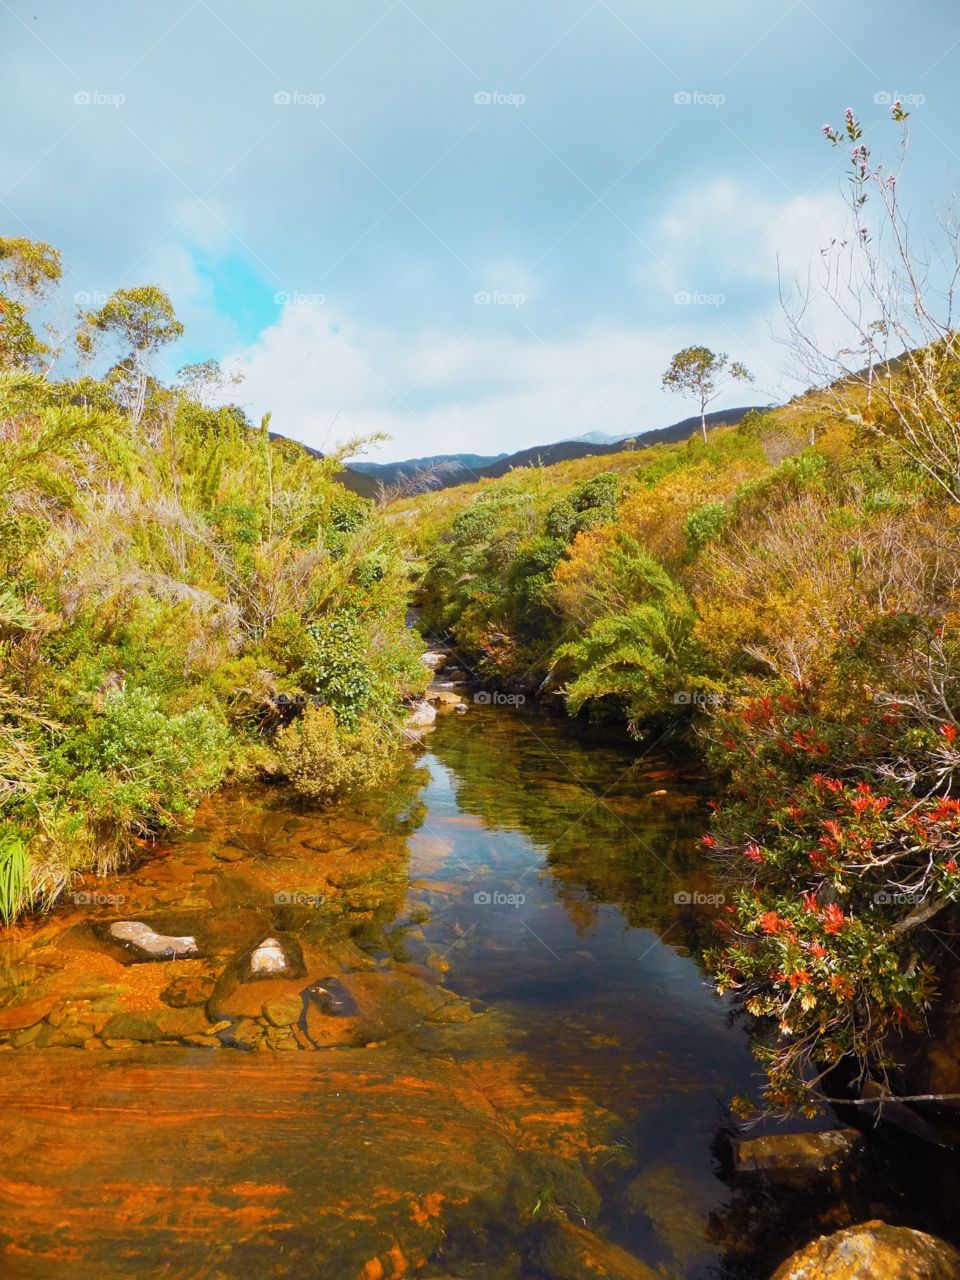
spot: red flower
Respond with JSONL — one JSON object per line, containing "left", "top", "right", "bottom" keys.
{"left": 759, "top": 911, "right": 783, "bottom": 935}
{"left": 940, "top": 723, "right": 958, "bottom": 745}
{"left": 822, "top": 903, "right": 845, "bottom": 934}
{"left": 802, "top": 890, "right": 819, "bottom": 913}
{"left": 700, "top": 834, "right": 716, "bottom": 849}
{"left": 744, "top": 843, "right": 765, "bottom": 864}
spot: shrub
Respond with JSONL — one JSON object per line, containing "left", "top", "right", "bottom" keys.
{"left": 54, "top": 687, "right": 231, "bottom": 834}
{"left": 274, "top": 704, "right": 398, "bottom": 803}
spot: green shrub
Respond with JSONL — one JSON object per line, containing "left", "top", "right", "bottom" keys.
{"left": 274, "top": 704, "right": 398, "bottom": 803}
{"left": 55, "top": 687, "right": 231, "bottom": 833}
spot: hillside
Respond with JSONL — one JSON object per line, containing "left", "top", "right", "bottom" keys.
{"left": 335, "top": 406, "right": 760, "bottom": 498}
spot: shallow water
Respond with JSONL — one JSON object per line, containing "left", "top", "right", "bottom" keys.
{"left": 0, "top": 706, "right": 841, "bottom": 1278}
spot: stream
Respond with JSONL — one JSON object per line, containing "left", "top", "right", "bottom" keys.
{"left": 0, "top": 702, "right": 938, "bottom": 1278}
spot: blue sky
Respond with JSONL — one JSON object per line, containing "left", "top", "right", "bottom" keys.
{"left": 3, "top": 0, "right": 959, "bottom": 459}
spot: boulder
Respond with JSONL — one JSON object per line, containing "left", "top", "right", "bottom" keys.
{"left": 421, "top": 650, "right": 450, "bottom": 671}
{"left": 107, "top": 921, "right": 199, "bottom": 961}
{"left": 0, "top": 995, "right": 58, "bottom": 1032}
{"left": 734, "top": 1129, "right": 861, "bottom": 1180}
{"left": 771, "top": 1221, "right": 960, "bottom": 1279}
{"left": 217, "top": 1017, "right": 264, "bottom": 1051}
{"left": 238, "top": 934, "right": 305, "bottom": 982}
{"left": 262, "top": 993, "right": 305, "bottom": 1027}
{"left": 405, "top": 700, "right": 437, "bottom": 730}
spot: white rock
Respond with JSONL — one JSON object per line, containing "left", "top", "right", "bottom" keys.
{"left": 249, "top": 937, "right": 289, "bottom": 976}
{"left": 420, "top": 650, "right": 449, "bottom": 670}
{"left": 405, "top": 700, "right": 437, "bottom": 729}
{"left": 109, "top": 921, "right": 199, "bottom": 959}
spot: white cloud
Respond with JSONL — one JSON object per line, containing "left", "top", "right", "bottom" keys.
{"left": 650, "top": 178, "right": 848, "bottom": 291}
{"left": 220, "top": 299, "right": 779, "bottom": 461}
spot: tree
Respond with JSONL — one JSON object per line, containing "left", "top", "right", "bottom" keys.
{"left": 175, "top": 358, "right": 243, "bottom": 407}
{"left": 76, "top": 285, "right": 183, "bottom": 424}
{"left": 0, "top": 237, "right": 62, "bottom": 371}
{"left": 661, "top": 345, "right": 754, "bottom": 442}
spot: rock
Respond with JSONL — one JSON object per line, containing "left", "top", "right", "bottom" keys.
{"left": 0, "top": 995, "right": 58, "bottom": 1032}
{"left": 771, "top": 1221, "right": 960, "bottom": 1279}
{"left": 307, "top": 977, "right": 359, "bottom": 1017}
{"left": 10, "top": 1022, "right": 46, "bottom": 1049}
{"left": 303, "top": 1005, "right": 359, "bottom": 1048}
{"left": 527, "top": 1218, "right": 659, "bottom": 1279}
{"left": 427, "top": 690, "right": 463, "bottom": 707}
{"left": 213, "top": 847, "right": 246, "bottom": 863}
{"left": 245, "top": 935, "right": 303, "bottom": 979}
{"left": 217, "top": 1018, "right": 264, "bottom": 1051}
{"left": 405, "top": 700, "right": 437, "bottom": 730}
{"left": 454, "top": 703, "right": 467, "bottom": 714}
{"left": 207, "top": 975, "right": 306, "bottom": 1021}
{"left": 160, "top": 973, "right": 217, "bottom": 1008}
{"left": 151, "top": 1007, "right": 213, "bottom": 1040}
{"left": 734, "top": 1129, "right": 861, "bottom": 1180}
{"left": 99, "top": 1008, "right": 208, "bottom": 1049}
{"left": 101, "top": 1013, "right": 164, "bottom": 1042}
{"left": 421, "top": 650, "right": 449, "bottom": 671}
{"left": 107, "top": 921, "right": 199, "bottom": 961}
{"left": 262, "top": 993, "right": 304, "bottom": 1027}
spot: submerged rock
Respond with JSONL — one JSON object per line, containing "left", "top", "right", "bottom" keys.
{"left": 771, "top": 1221, "right": 960, "bottom": 1279}
{"left": 308, "top": 976, "right": 359, "bottom": 1018}
{"left": 734, "top": 1129, "right": 861, "bottom": 1181}
{"left": 107, "top": 921, "right": 199, "bottom": 960}
{"left": 233, "top": 934, "right": 305, "bottom": 983}
{"left": 527, "top": 1218, "right": 659, "bottom": 1279}
{"left": 160, "top": 973, "right": 217, "bottom": 1008}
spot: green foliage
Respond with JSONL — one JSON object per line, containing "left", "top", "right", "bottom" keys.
{"left": 0, "top": 831, "right": 31, "bottom": 924}
{"left": 0, "top": 238, "right": 424, "bottom": 921}
{"left": 274, "top": 704, "right": 399, "bottom": 803}
{"left": 661, "top": 345, "right": 754, "bottom": 439}
{"left": 53, "top": 688, "right": 230, "bottom": 829}
{"left": 684, "top": 501, "right": 728, "bottom": 553}
{"left": 555, "top": 543, "right": 699, "bottom": 731}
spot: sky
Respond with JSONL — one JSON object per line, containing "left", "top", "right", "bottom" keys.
{"left": 3, "top": 0, "right": 960, "bottom": 461}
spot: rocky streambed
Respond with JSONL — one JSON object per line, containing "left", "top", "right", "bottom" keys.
{"left": 1, "top": 706, "right": 959, "bottom": 1278}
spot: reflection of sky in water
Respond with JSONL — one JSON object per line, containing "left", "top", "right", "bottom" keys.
{"left": 391, "top": 715, "right": 764, "bottom": 1276}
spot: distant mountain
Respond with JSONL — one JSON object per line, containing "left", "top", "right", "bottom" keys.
{"left": 348, "top": 452, "right": 508, "bottom": 488}
{"left": 453, "top": 406, "right": 761, "bottom": 488}
{"left": 331, "top": 406, "right": 765, "bottom": 498}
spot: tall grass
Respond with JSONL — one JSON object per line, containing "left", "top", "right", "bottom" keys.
{"left": 0, "top": 832, "right": 30, "bottom": 925}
